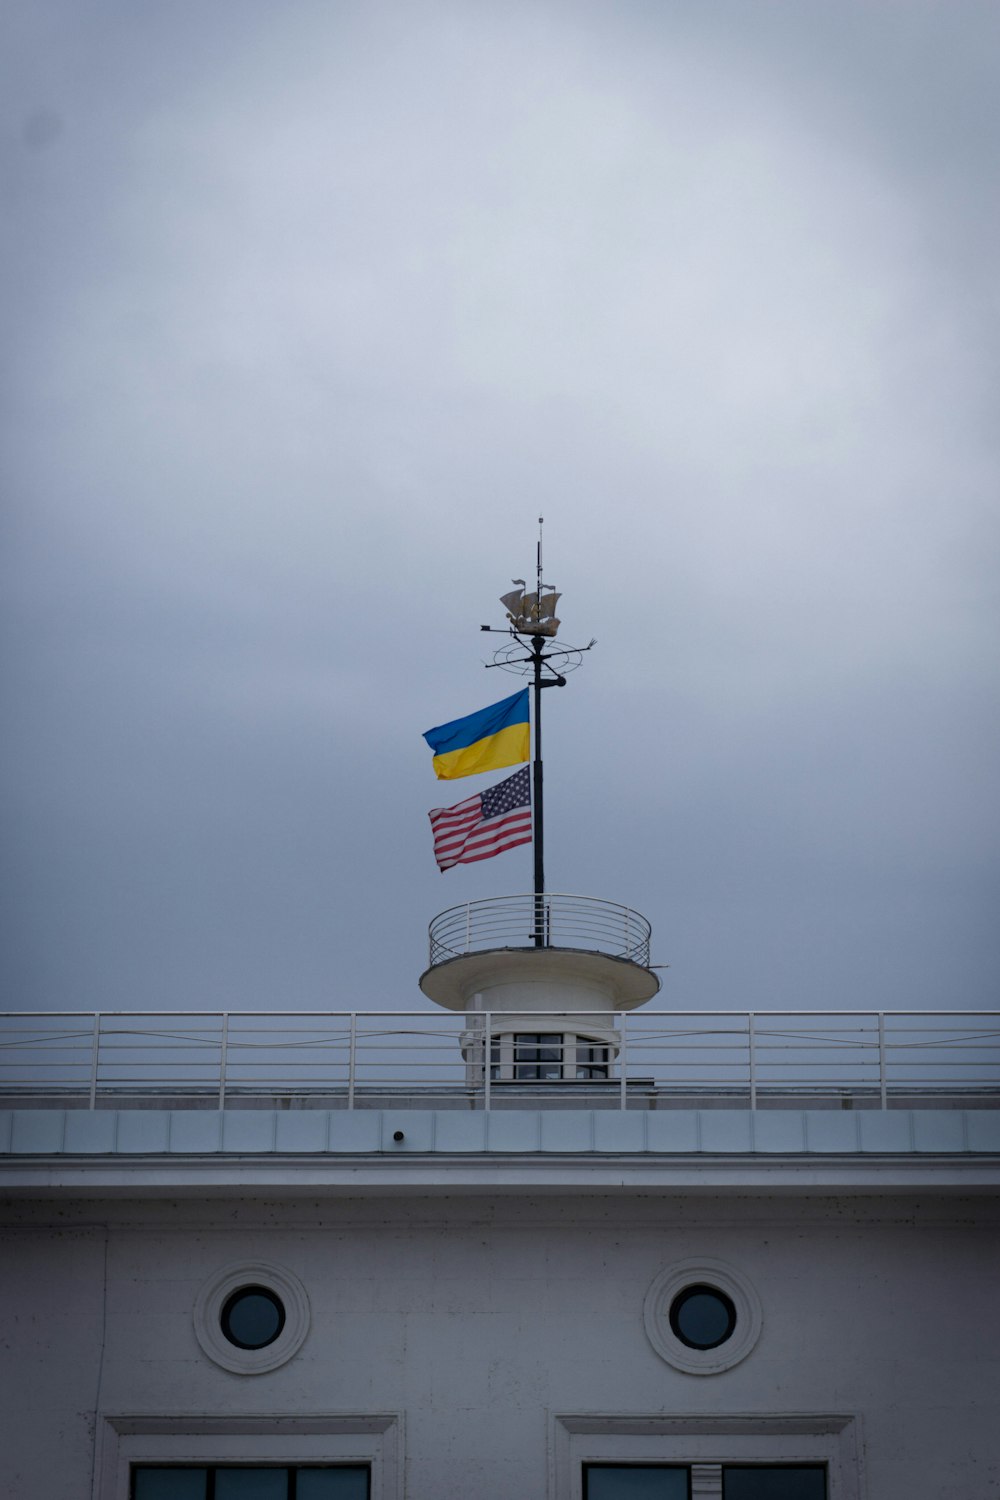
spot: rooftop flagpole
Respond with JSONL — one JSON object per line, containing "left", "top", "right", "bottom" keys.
{"left": 532, "top": 518, "right": 546, "bottom": 945}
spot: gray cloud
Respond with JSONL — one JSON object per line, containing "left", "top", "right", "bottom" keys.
{"left": 2, "top": 0, "right": 998, "bottom": 1014}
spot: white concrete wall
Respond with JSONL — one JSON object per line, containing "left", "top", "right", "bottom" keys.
{"left": 0, "top": 1223, "right": 106, "bottom": 1496}
{"left": 2, "top": 1193, "right": 999, "bottom": 1499}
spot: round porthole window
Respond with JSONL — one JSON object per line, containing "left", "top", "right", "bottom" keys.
{"left": 220, "top": 1284, "right": 286, "bottom": 1350}
{"left": 668, "top": 1283, "right": 737, "bottom": 1350}
{"left": 194, "top": 1261, "right": 309, "bottom": 1374}
{"left": 643, "top": 1258, "right": 762, "bottom": 1375}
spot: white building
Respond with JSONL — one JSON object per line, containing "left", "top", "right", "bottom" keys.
{"left": 1, "top": 890, "right": 998, "bottom": 1500}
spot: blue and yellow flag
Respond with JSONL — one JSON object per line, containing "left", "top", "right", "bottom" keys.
{"left": 423, "top": 689, "right": 530, "bottom": 780}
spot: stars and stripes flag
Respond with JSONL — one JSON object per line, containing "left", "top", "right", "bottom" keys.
{"left": 428, "top": 766, "right": 532, "bottom": 872}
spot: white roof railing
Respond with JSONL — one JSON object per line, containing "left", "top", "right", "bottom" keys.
{"left": 0, "top": 1009, "right": 998, "bottom": 1110}
{"left": 427, "top": 893, "right": 653, "bottom": 968}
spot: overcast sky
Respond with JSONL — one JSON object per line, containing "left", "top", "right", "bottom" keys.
{"left": 2, "top": 0, "right": 998, "bottom": 1017}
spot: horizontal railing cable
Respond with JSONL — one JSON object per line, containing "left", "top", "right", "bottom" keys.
{"left": 0, "top": 1009, "right": 997, "bottom": 1109}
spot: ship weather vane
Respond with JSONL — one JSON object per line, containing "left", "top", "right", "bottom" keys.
{"left": 422, "top": 519, "right": 594, "bottom": 946}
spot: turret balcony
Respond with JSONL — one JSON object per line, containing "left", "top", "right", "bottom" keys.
{"left": 419, "top": 892, "right": 661, "bottom": 1016}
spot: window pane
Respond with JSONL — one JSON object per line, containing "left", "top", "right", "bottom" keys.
{"left": 221, "top": 1287, "right": 285, "bottom": 1349}
{"left": 723, "top": 1467, "right": 826, "bottom": 1500}
{"left": 585, "top": 1465, "right": 689, "bottom": 1499}
{"left": 576, "top": 1044, "right": 609, "bottom": 1078}
{"left": 215, "top": 1470, "right": 288, "bottom": 1500}
{"left": 133, "top": 1471, "right": 208, "bottom": 1500}
{"left": 669, "top": 1285, "right": 736, "bottom": 1349}
{"left": 515, "top": 1035, "right": 538, "bottom": 1079}
{"left": 297, "top": 1468, "right": 371, "bottom": 1499}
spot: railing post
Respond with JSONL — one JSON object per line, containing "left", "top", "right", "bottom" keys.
{"left": 218, "top": 1012, "right": 229, "bottom": 1110}
{"left": 88, "top": 1012, "right": 101, "bottom": 1110}
{"left": 619, "top": 1011, "right": 628, "bottom": 1110}
{"left": 878, "top": 1012, "right": 887, "bottom": 1109}
{"left": 348, "top": 1012, "right": 357, "bottom": 1110}
{"left": 748, "top": 1012, "right": 757, "bottom": 1109}
{"left": 465, "top": 902, "right": 471, "bottom": 954}
{"left": 484, "top": 1012, "right": 492, "bottom": 1111}
{"left": 624, "top": 906, "right": 630, "bottom": 958}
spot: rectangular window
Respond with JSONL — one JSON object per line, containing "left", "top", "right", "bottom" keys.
{"left": 132, "top": 1468, "right": 370, "bottom": 1500}
{"left": 514, "top": 1033, "right": 564, "bottom": 1080}
{"left": 581, "top": 1465, "right": 827, "bottom": 1500}
{"left": 134, "top": 1475, "right": 207, "bottom": 1500}
{"left": 214, "top": 1475, "right": 288, "bottom": 1500}
{"left": 576, "top": 1042, "right": 610, "bottom": 1080}
{"left": 557, "top": 1414, "right": 853, "bottom": 1500}
{"left": 723, "top": 1468, "right": 826, "bottom": 1500}
{"left": 584, "top": 1465, "right": 689, "bottom": 1498}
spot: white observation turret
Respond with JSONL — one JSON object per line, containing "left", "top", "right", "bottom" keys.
{"left": 420, "top": 893, "right": 660, "bottom": 1084}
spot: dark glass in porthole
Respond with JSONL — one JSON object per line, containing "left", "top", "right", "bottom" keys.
{"left": 220, "top": 1285, "right": 286, "bottom": 1350}
{"left": 668, "top": 1283, "right": 737, "bottom": 1350}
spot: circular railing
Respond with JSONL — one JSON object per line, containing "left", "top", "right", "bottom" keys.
{"left": 427, "top": 893, "right": 652, "bottom": 969}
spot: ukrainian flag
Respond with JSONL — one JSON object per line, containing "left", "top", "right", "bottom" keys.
{"left": 423, "top": 689, "right": 530, "bottom": 780}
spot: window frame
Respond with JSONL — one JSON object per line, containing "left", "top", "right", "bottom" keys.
{"left": 551, "top": 1415, "right": 860, "bottom": 1500}
{"left": 642, "top": 1259, "right": 762, "bottom": 1375}
{"left": 487, "top": 1032, "right": 613, "bottom": 1081}
{"left": 575, "top": 1042, "right": 610, "bottom": 1081}
{"left": 514, "top": 1032, "right": 566, "bottom": 1081}
{"left": 193, "top": 1261, "right": 310, "bottom": 1376}
{"left": 95, "top": 1415, "right": 400, "bottom": 1500}
{"left": 130, "top": 1460, "right": 371, "bottom": 1499}
{"left": 722, "top": 1464, "right": 829, "bottom": 1499}
{"left": 219, "top": 1285, "right": 287, "bottom": 1352}
{"left": 668, "top": 1284, "right": 738, "bottom": 1351}
{"left": 582, "top": 1461, "right": 692, "bottom": 1498}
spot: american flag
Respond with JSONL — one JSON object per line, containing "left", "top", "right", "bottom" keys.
{"left": 428, "top": 766, "right": 532, "bottom": 871}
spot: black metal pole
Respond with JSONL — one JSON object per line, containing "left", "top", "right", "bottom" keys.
{"left": 532, "top": 633, "right": 545, "bottom": 947}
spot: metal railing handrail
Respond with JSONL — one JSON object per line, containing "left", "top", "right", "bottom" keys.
{"left": 0, "top": 1009, "right": 997, "bottom": 1112}
{"left": 1, "top": 1007, "right": 998, "bottom": 1019}
{"left": 427, "top": 892, "right": 654, "bottom": 968}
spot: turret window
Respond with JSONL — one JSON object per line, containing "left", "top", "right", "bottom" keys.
{"left": 576, "top": 1042, "right": 609, "bottom": 1079}
{"left": 514, "top": 1032, "right": 564, "bottom": 1080}
{"left": 484, "top": 1031, "right": 612, "bottom": 1081}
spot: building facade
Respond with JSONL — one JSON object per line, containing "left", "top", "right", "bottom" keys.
{"left": 2, "top": 894, "right": 998, "bottom": 1500}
